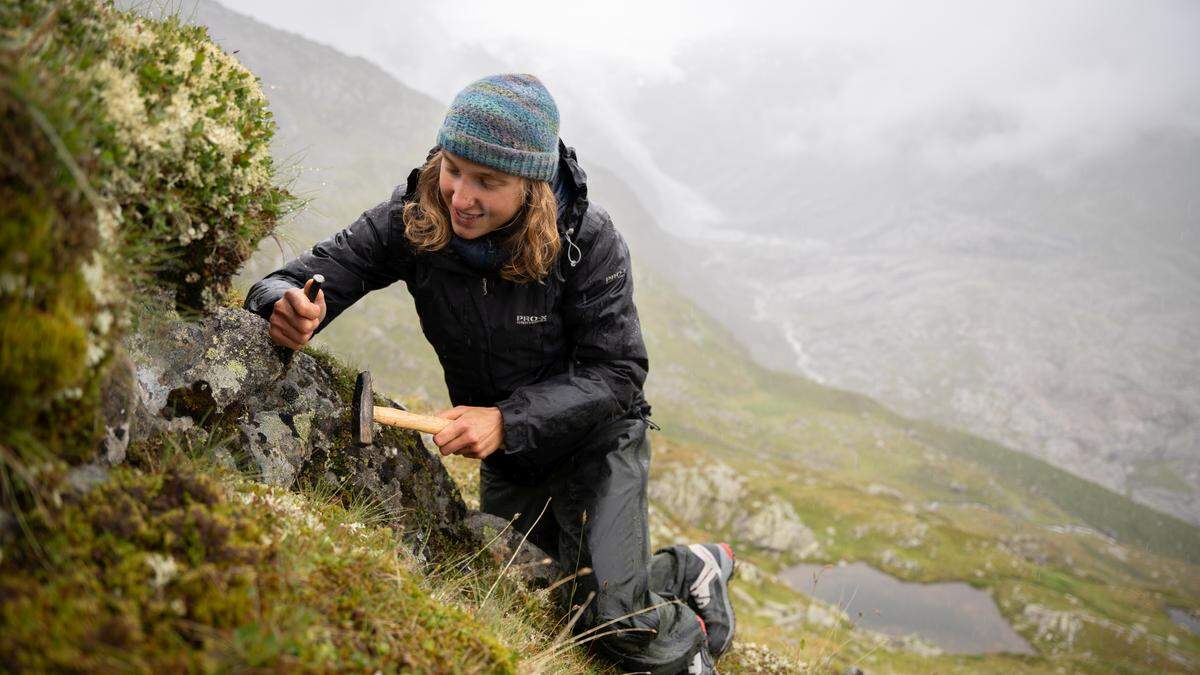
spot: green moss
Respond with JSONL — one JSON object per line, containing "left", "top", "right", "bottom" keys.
{"left": 1, "top": 0, "right": 295, "bottom": 502}
{"left": 1, "top": 75, "right": 111, "bottom": 490}
{"left": 0, "top": 462, "right": 516, "bottom": 672}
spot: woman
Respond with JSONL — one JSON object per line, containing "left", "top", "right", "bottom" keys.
{"left": 245, "top": 74, "right": 734, "bottom": 674}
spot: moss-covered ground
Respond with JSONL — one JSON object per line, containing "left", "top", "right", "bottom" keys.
{"left": 2, "top": 0, "right": 293, "bottom": 505}
{"left": 0, "top": 452, "right": 517, "bottom": 672}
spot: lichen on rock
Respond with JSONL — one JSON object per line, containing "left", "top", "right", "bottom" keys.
{"left": 123, "top": 305, "right": 474, "bottom": 554}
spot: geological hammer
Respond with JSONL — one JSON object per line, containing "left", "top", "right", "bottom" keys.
{"left": 351, "top": 370, "right": 449, "bottom": 446}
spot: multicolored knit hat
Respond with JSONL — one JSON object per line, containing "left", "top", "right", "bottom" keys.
{"left": 436, "top": 74, "right": 560, "bottom": 182}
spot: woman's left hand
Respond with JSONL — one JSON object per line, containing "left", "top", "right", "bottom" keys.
{"left": 432, "top": 406, "right": 505, "bottom": 459}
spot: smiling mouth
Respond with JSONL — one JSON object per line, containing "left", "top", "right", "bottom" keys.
{"left": 454, "top": 208, "right": 483, "bottom": 224}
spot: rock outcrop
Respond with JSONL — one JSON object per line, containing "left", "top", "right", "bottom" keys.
{"left": 649, "top": 455, "right": 819, "bottom": 558}
{"left": 119, "top": 306, "right": 472, "bottom": 554}
{"left": 464, "top": 512, "right": 563, "bottom": 590}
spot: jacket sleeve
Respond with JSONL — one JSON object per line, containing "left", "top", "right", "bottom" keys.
{"left": 244, "top": 198, "right": 408, "bottom": 331}
{"left": 495, "top": 209, "right": 649, "bottom": 466}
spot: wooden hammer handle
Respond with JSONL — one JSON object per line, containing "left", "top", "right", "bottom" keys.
{"left": 372, "top": 406, "right": 449, "bottom": 435}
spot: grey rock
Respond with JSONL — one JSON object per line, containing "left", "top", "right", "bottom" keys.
{"left": 331, "top": 429, "right": 475, "bottom": 552}
{"left": 650, "top": 456, "right": 819, "bottom": 557}
{"left": 238, "top": 411, "right": 307, "bottom": 485}
{"left": 122, "top": 306, "right": 473, "bottom": 551}
{"left": 126, "top": 307, "right": 326, "bottom": 485}
{"left": 127, "top": 307, "right": 285, "bottom": 424}
{"left": 65, "top": 463, "right": 109, "bottom": 495}
{"left": 465, "top": 511, "right": 563, "bottom": 589}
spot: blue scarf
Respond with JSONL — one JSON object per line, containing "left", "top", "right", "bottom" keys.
{"left": 449, "top": 229, "right": 510, "bottom": 273}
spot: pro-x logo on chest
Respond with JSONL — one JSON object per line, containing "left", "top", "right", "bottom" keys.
{"left": 516, "top": 315, "right": 549, "bottom": 325}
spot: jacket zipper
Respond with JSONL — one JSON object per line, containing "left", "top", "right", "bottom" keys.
{"left": 472, "top": 275, "right": 496, "bottom": 392}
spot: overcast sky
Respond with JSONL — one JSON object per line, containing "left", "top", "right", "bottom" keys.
{"left": 220, "top": 0, "right": 1199, "bottom": 159}
{"left": 214, "top": 0, "right": 1200, "bottom": 231}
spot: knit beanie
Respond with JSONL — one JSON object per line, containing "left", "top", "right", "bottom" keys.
{"left": 436, "top": 74, "right": 560, "bottom": 182}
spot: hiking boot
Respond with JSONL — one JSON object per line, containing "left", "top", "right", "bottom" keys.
{"left": 684, "top": 543, "right": 736, "bottom": 658}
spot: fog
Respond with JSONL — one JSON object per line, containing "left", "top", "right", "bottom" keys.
{"left": 221, "top": 0, "right": 1200, "bottom": 227}
{"left": 202, "top": 0, "right": 1200, "bottom": 523}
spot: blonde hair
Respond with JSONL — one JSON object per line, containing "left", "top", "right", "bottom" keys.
{"left": 402, "top": 150, "right": 561, "bottom": 284}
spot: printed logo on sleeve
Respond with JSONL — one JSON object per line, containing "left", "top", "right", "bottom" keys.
{"left": 605, "top": 269, "right": 626, "bottom": 284}
{"left": 516, "top": 314, "right": 548, "bottom": 325}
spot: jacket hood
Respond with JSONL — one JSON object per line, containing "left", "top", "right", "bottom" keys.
{"left": 554, "top": 140, "right": 590, "bottom": 234}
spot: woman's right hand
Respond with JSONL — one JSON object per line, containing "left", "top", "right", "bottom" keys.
{"left": 268, "top": 279, "right": 326, "bottom": 349}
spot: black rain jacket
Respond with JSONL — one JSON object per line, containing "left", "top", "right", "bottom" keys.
{"left": 244, "top": 142, "right": 650, "bottom": 483}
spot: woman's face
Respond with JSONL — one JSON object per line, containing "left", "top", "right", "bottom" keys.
{"left": 439, "top": 151, "right": 525, "bottom": 239}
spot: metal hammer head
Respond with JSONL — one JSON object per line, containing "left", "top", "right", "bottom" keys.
{"left": 352, "top": 370, "right": 373, "bottom": 446}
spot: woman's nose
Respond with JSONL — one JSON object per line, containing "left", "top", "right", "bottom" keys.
{"left": 451, "top": 184, "right": 476, "bottom": 210}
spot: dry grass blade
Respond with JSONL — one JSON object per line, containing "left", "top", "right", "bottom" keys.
{"left": 528, "top": 597, "right": 683, "bottom": 670}
{"left": 480, "top": 497, "right": 551, "bottom": 609}
{"left": 430, "top": 512, "right": 518, "bottom": 580}
{"left": 553, "top": 590, "right": 596, "bottom": 646}
{"left": 544, "top": 566, "right": 592, "bottom": 596}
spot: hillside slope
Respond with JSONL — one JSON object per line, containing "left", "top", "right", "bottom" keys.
{"left": 628, "top": 41, "right": 1200, "bottom": 527}
{"left": 171, "top": 2, "right": 1200, "bottom": 672}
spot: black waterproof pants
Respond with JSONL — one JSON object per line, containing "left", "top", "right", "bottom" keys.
{"left": 480, "top": 415, "right": 704, "bottom": 674}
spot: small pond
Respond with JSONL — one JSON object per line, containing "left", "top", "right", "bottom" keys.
{"left": 781, "top": 562, "right": 1034, "bottom": 655}
{"left": 1168, "top": 607, "right": 1200, "bottom": 636}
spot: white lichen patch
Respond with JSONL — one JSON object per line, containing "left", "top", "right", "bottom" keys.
{"left": 93, "top": 60, "right": 145, "bottom": 139}
{"left": 144, "top": 553, "right": 180, "bottom": 590}
{"left": 235, "top": 486, "right": 326, "bottom": 538}
{"left": 85, "top": 9, "right": 276, "bottom": 244}
{"left": 85, "top": 342, "right": 106, "bottom": 368}
{"left": 204, "top": 123, "right": 242, "bottom": 159}
{"left": 112, "top": 19, "right": 156, "bottom": 52}
{"left": 205, "top": 360, "right": 248, "bottom": 400}
{"left": 291, "top": 412, "right": 314, "bottom": 444}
